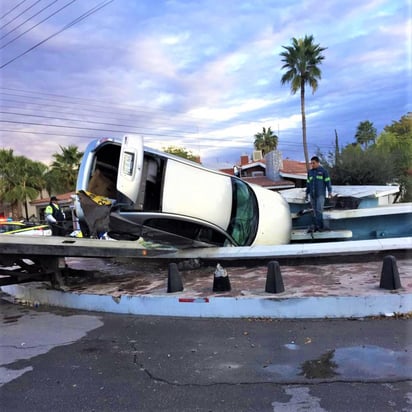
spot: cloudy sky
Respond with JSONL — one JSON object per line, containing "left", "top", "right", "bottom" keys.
{"left": 0, "top": 0, "right": 410, "bottom": 168}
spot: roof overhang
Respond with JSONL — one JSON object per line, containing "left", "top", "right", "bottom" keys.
{"left": 280, "top": 172, "right": 306, "bottom": 180}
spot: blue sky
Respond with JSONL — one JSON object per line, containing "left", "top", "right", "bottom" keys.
{"left": 0, "top": 0, "right": 410, "bottom": 168}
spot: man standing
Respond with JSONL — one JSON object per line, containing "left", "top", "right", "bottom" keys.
{"left": 305, "top": 156, "right": 332, "bottom": 232}
{"left": 45, "top": 196, "right": 66, "bottom": 236}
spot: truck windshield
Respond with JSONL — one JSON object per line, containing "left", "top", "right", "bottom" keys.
{"left": 227, "top": 178, "right": 258, "bottom": 246}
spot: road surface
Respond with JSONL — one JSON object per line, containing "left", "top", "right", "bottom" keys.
{"left": 1, "top": 294, "right": 411, "bottom": 412}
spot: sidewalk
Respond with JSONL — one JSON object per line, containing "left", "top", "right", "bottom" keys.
{"left": 2, "top": 255, "right": 412, "bottom": 319}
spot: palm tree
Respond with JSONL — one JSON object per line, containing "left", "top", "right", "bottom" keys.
{"left": 280, "top": 35, "right": 326, "bottom": 170}
{"left": 253, "top": 127, "right": 278, "bottom": 155}
{"left": 48, "top": 145, "right": 84, "bottom": 193}
{"left": 0, "top": 149, "right": 46, "bottom": 219}
{"left": 0, "top": 149, "right": 15, "bottom": 212}
{"left": 355, "top": 120, "right": 377, "bottom": 150}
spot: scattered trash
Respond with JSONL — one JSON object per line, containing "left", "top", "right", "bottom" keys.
{"left": 214, "top": 263, "right": 227, "bottom": 278}
{"left": 284, "top": 343, "right": 300, "bottom": 350}
{"left": 111, "top": 296, "right": 121, "bottom": 304}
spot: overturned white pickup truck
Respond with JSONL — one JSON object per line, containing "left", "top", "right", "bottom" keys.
{"left": 75, "top": 135, "right": 291, "bottom": 248}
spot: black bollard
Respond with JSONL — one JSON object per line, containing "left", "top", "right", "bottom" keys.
{"left": 379, "top": 255, "right": 402, "bottom": 290}
{"left": 167, "top": 263, "right": 184, "bottom": 293}
{"left": 265, "top": 260, "right": 285, "bottom": 293}
{"left": 213, "top": 263, "right": 231, "bottom": 292}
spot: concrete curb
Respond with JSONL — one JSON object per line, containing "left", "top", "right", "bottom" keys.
{"left": 2, "top": 283, "right": 412, "bottom": 319}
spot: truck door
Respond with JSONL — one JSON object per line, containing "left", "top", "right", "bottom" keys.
{"left": 116, "top": 134, "right": 144, "bottom": 202}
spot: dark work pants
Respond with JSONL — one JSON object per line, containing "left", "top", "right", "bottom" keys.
{"left": 50, "top": 223, "right": 66, "bottom": 236}
{"left": 311, "top": 194, "right": 325, "bottom": 229}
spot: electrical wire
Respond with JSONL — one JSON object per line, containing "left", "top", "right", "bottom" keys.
{"left": 0, "top": 89, "right": 365, "bottom": 149}
{"left": 0, "top": 0, "right": 42, "bottom": 31}
{"left": 0, "top": 127, "right": 257, "bottom": 151}
{"left": 0, "top": 110, "right": 200, "bottom": 136}
{"left": 0, "top": 1, "right": 77, "bottom": 49}
{"left": 0, "top": 92, "right": 200, "bottom": 125}
{"left": 0, "top": 0, "right": 114, "bottom": 69}
{"left": 0, "top": 87, "right": 396, "bottom": 129}
{"left": 0, "top": 110, "right": 352, "bottom": 153}
{"left": 1, "top": 89, "right": 398, "bottom": 158}
{"left": 0, "top": 0, "right": 29, "bottom": 21}
{"left": 0, "top": 0, "right": 60, "bottom": 42}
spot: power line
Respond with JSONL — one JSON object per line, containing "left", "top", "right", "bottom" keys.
{"left": 0, "top": 127, "right": 102, "bottom": 139}
{"left": 0, "top": 0, "right": 114, "bottom": 69}
{"left": 0, "top": 123, "right": 338, "bottom": 153}
{"left": 0, "top": 87, "right": 397, "bottom": 129}
{"left": 0, "top": 0, "right": 42, "bottom": 30}
{"left": 0, "top": 89, "right": 368, "bottom": 142}
{"left": 0, "top": 0, "right": 28, "bottom": 21}
{"left": 0, "top": 103, "right": 350, "bottom": 152}
{"left": 0, "top": 93, "right": 208, "bottom": 133}
{"left": 0, "top": 1, "right": 77, "bottom": 49}
{"left": 0, "top": 87, "right": 204, "bottom": 124}
{"left": 0, "top": 98, "right": 202, "bottom": 132}
{"left": 0, "top": 128, "right": 259, "bottom": 152}
{"left": 0, "top": 119, "right": 198, "bottom": 139}
{"left": 0, "top": 0, "right": 60, "bottom": 42}
{"left": 0, "top": 108, "right": 338, "bottom": 149}
{"left": 0, "top": 98, "right": 361, "bottom": 151}
{"left": 1, "top": 89, "right": 389, "bottom": 157}
{"left": 0, "top": 97, "right": 203, "bottom": 134}
{"left": 0, "top": 92, "right": 193, "bottom": 122}
{"left": 0, "top": 109, "right": 199, "bottom": 136}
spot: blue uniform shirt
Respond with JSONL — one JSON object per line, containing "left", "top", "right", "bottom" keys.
{"left": 306, "top": 166, "right": 332, "bottom": 198}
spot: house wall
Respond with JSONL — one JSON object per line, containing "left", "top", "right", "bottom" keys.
{"left": 0, "top": 200, "right": 38, "bottom": 220}
{"left": 0, "top": 189, "right": 52, "bottom": 221}
{"left": 0, "top": 200, "right": 15, "bottom": 219}
{"left": 241, "top": 165, "right": 265, "bottom": 177}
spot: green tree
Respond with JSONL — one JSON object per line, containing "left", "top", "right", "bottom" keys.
{"left": 0, "top": 149, "right": 15, "bottom": 206}
{"left": 46, "top": 145, "right": 84, "bottom": 193}
{"left": 328, "top": 144, "right": 395, "bottom": 185}
{"left": 376, "top": 114, "right": 412, "bottom": 201}
{"left": 253, "top": 127, "right": 278, "bottom": 155}
{"left": 43, "top": 168, "right": 61, "bottom": 196}
{"left": 355, "top": 120, "right": 377, "bottom": 149}
{"left": 384, "top": 113, "right": 411, "bottom": 136}
{"left": 162, "top": 146, "right": 200, "bottom": 163}
{"left": 0, "top": 149, "right": 47, "bottom": 219}
{"left": 280, "top": 34, "right": 326, "bottom": 170}
{"left": 317, "top": 114, "right": 411, "bottom": 201}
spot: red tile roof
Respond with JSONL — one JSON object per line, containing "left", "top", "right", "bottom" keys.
{"left": 30, "top": 192, "right": 76, "bottom": 206}
{"left": 220, "top": 168, "right": 235, "bottom": 175}
{"left": 241, "top": 176, "right": 294, "bottom": 188}
{"left": 280, "top": 159, "right": 307, "bottom": 175}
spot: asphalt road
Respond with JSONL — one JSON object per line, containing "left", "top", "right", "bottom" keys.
{"left": 1, "top": 294, "right": 411, "bottom": 412}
